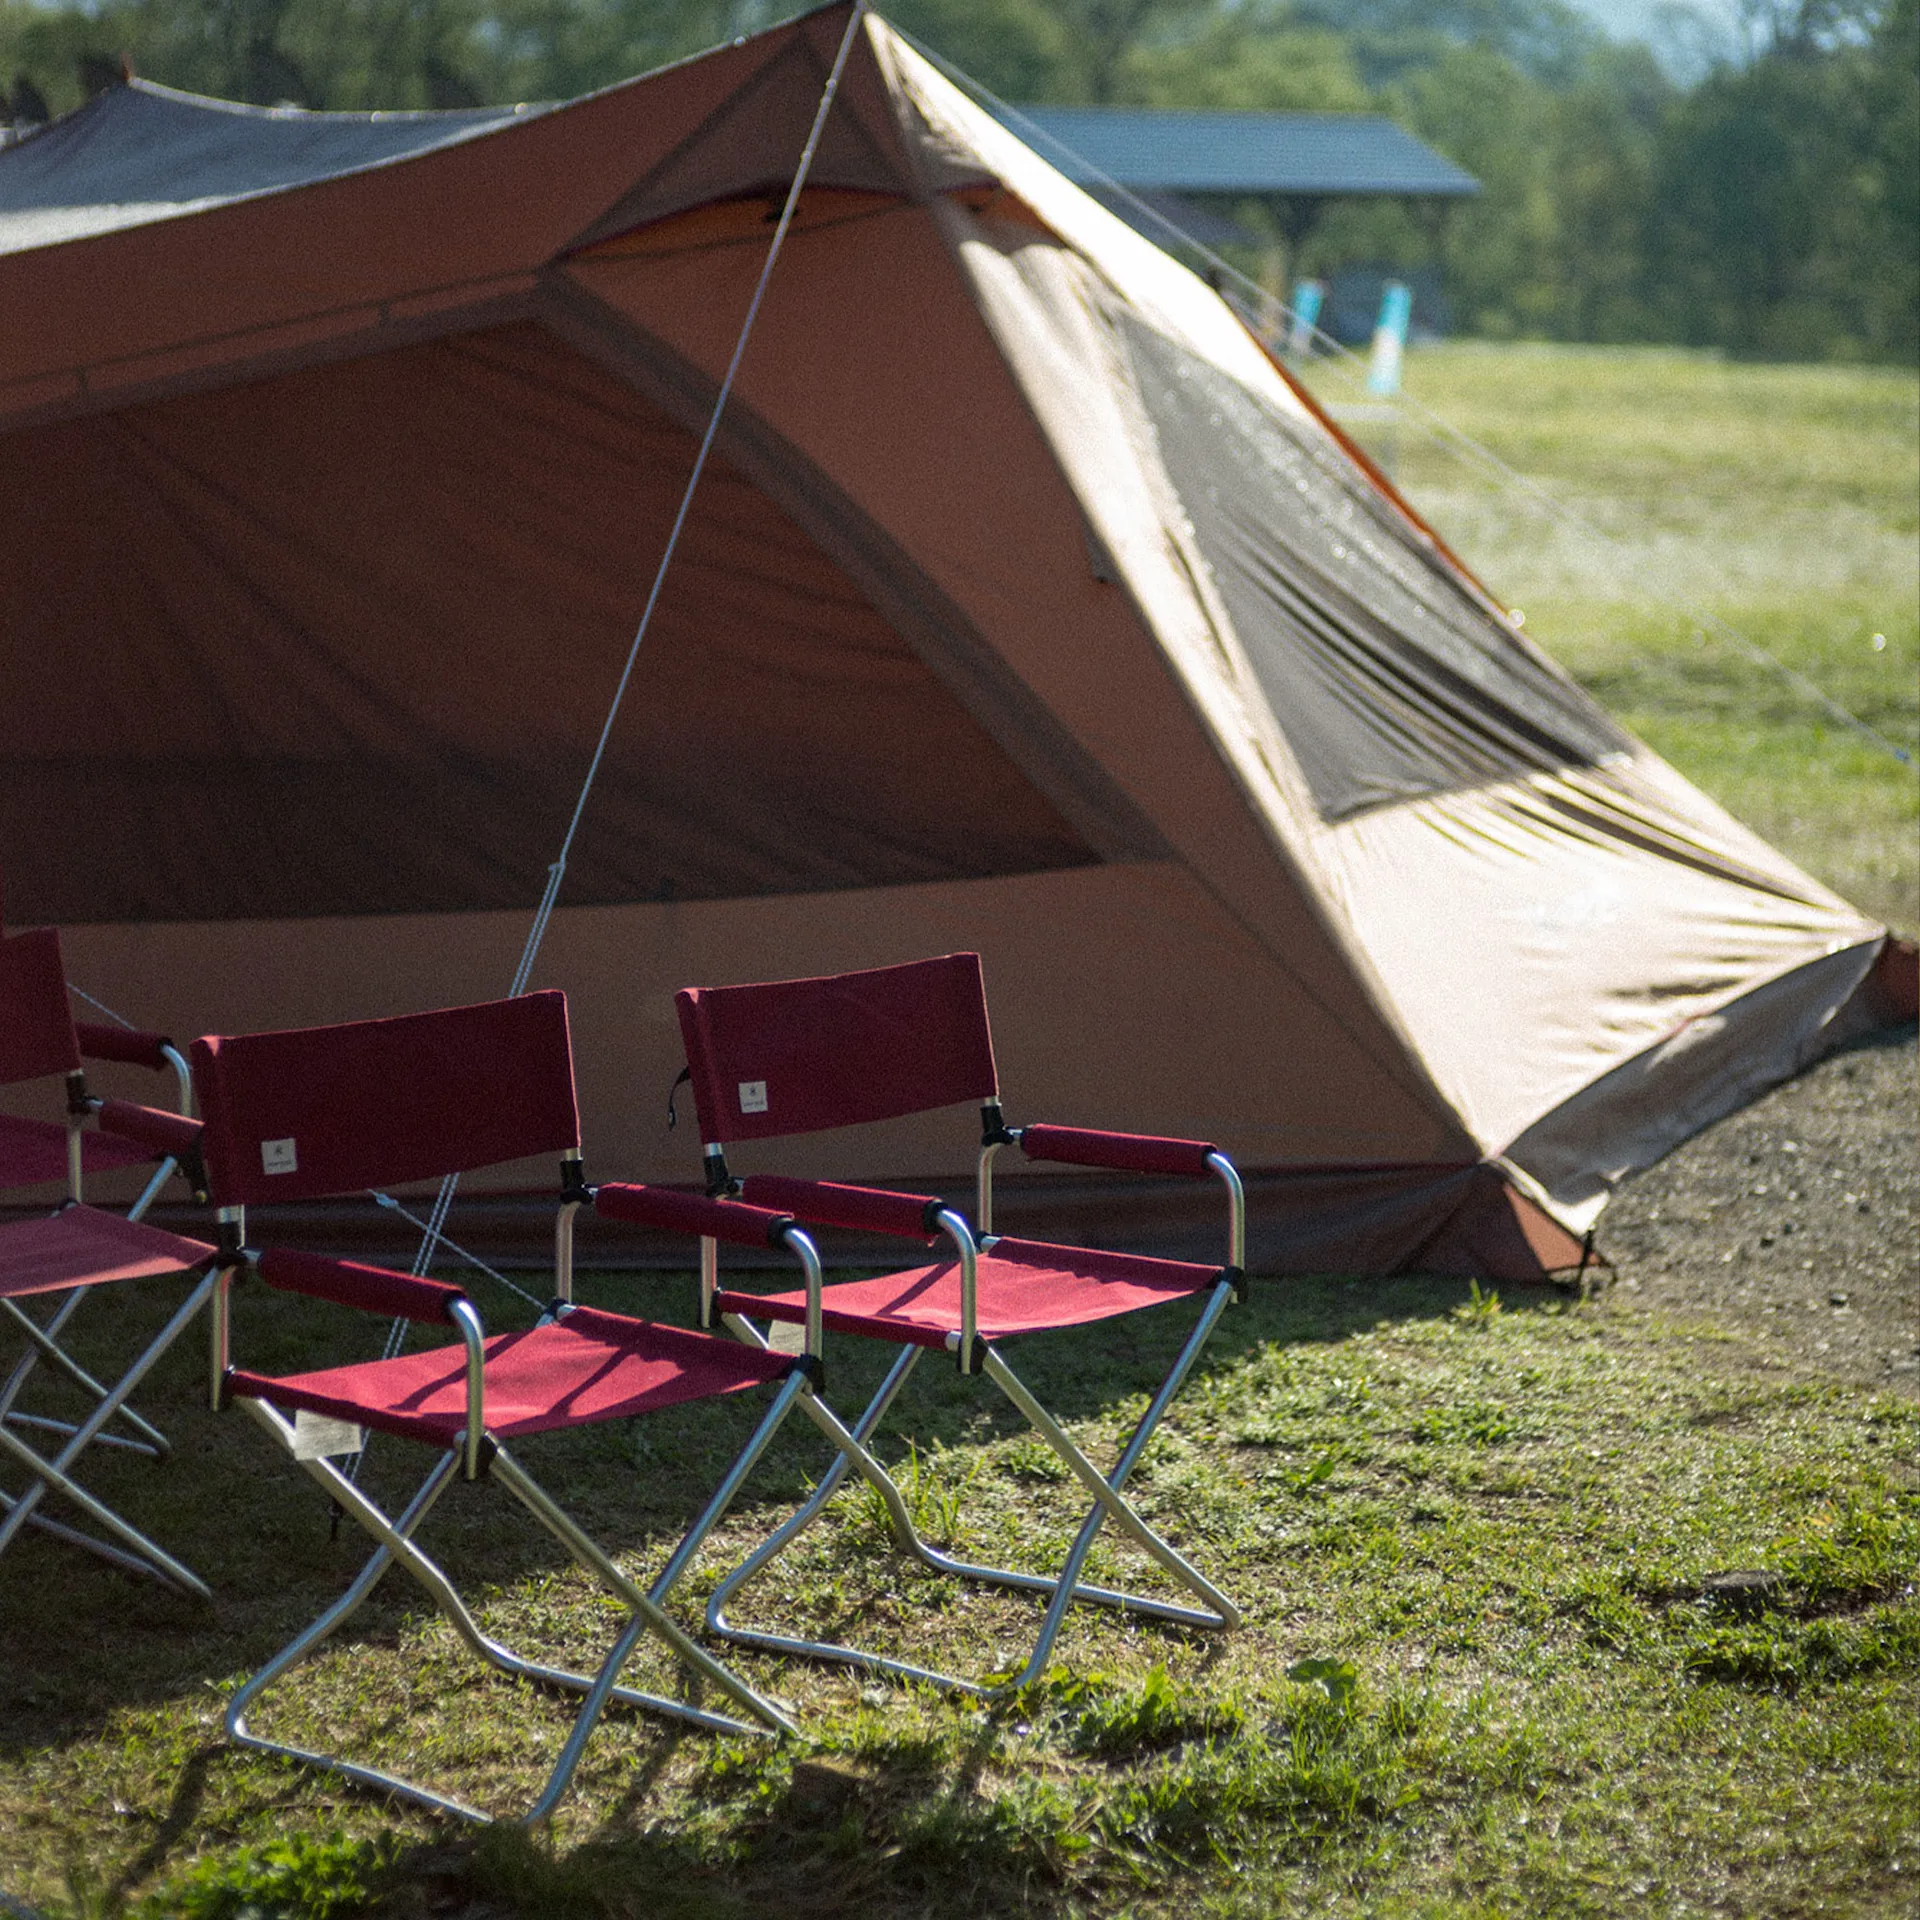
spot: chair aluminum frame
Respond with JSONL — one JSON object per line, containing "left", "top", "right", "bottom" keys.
{"left": 1, "top": 1039, "right": 195, "bottom": 1459}
{"left": 0, "top": 1019, "right": 211, "bottom": 1594}
{"left": 212, "top": 1170, "right": 890, "bottom": 1825}
{"left": 0, "top": 1272, "right": 216, "bottom": 1595}
{"left": 703, "top": 1144, "right": 1247, "bottom": 1697}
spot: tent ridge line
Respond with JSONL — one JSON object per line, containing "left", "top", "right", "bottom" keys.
{"left": 562, "top": 3, "right": 910, "bottom": 256}
{"left": 561, "top": 30, "right": 814, "bottom": 254}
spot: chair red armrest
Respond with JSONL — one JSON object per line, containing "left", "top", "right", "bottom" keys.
{"left": 594, "top": 1182, "right": 798, "bottom": 1250}
{"left": 94, "top": 1099, "right": 203, "bottom": 1162}
{"left": 76, "top": 1023, "right": 176, "bottom": 1072}
{"left": 256, "top": 1248, "right": 469, "bottom": 1324}
{"left": 1018, "top": 1124, "right": 1221, "bottom": 1180}
{"left": 739, "top": 1175, "right": 946, "bottom": 1241}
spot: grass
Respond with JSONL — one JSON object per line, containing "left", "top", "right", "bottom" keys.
{"left": 2, "top": 1264, "right": 1916, "bottom": 1917}
{"left": 1300, "top": 344, "right": 1920, "bottom": 933}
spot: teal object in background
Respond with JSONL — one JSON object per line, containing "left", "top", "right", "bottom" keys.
{"left": 1367, "top": 281, "right": 1413, "bottom": 396}
{"left": 1287, "top": 278, "right": 1324, "bottom": 356}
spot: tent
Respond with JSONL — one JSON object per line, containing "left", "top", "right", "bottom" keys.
{"left": 1, "top": 5, "right": 1908, "bottom": 1276}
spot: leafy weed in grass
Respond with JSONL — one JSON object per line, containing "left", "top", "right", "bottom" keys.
{"left": 1409, "top": 1402, "right": 1517, "bottom": 1446}
{"left": 850, "top": 1438, "right": 982, "bottom": 1549}
{"left": 1011, "top": 1663, "right": 1246, "bottom": 1762}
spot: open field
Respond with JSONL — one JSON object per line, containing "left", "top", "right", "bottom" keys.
{"left": 1304, "top": 344, "right": 1920, "bottom": 933}
{"left": 2, "top": 345, "right": 1916, "bottom": 1917}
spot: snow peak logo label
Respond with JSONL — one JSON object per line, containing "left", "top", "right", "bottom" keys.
{"left": 261, "top": 1137, "right": 298, "bottom": 1175}
{"left": 738, "top": 1080, "right": 768, "bottom": 1115}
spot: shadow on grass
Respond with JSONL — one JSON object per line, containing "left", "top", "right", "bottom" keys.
{"left": 0, "top": 1263, "right": 1528, "bottom": 1770}
{"left": 354, "top": 1723, "right": 1074, "bottom": 1920}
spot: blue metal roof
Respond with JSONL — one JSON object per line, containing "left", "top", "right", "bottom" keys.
{"left": 999, "top": 106, "right": 1480, "bottom": 199}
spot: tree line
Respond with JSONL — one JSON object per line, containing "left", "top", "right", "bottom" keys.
{"left": 3, "top": 0, "right": 1913, "bottom": 361}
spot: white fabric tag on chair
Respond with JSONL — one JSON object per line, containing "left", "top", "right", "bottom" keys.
{"left": 765, "top": 1318, "right": 808, "bottom": 1355}
{"left": 261, "top": 1136, "right": 298, "bottom": 1175}
{"left": 738, "top": 1080, "right": 768, "bottom": 1115}
{"left": 290, "top": 1410, "right": 365, "bottom": 1459}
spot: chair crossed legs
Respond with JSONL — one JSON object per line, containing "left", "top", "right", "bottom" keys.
{"left": 194, "top": 991, "right": 884, "bottom": 1822}
{"left": 0, "top": 926, "right": 214, "bottom": 1595}
{"left": 670, "top": 953, "right": 1244, "bottom": 1694}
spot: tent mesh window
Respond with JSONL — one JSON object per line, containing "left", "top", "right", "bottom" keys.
{"left": 1119, "top": 314, "right": 1629, "bottom": 821}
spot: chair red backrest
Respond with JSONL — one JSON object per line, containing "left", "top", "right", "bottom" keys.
{"left": 0, "top": 928, "right": 82, "bottom": 1087}
{"left": 192, "top": 992, "right": 581, "bottom": 1207}
{"left": 676, "top": 953, "right": 998, "bottom": 1146}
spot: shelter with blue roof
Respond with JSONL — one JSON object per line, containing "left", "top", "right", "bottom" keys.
{"left": 995, "top": 101, "right": 1478, "bottom": 275}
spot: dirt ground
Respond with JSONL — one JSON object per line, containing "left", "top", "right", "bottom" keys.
{"left": 1592, "top": 1021, "right": 1918, "bottom": 1395}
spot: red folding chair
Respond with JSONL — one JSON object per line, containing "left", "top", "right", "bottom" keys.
{"left": 0, "top": 926, "right": 215, "bottom": 1595}
{"left": 674, "top": 952, "right": 1245, "bottom": 1695}
{"left": 196, "top": 990, "right": 884, "bottom": 1824}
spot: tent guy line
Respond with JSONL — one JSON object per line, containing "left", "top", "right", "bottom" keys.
{"left": 1279, "top": 327, "right": 1920, "bottom": 772}
{"left": 64, "top": 982, "right": 140, "bottom": 1032}
{"left": 907, "top": 31, "right": 1913, "bottom": 776}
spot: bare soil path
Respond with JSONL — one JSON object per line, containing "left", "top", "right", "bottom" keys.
{"left": 1595, "top": 1023, "right": 1918, "bottom": 1393}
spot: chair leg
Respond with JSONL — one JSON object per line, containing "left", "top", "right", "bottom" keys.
{"left": 706, "top": 1346, "right": 991, "bottom": 1692}
{"left": 224, "top": 1430, "right": 483, "bottom": 1818}
{"left": 2, "top": 1295, "right": 173, "bottom": 1458}
{"left": 0, "top": 1274, "right": 214, "bottom": 1595}
{"left": 0, "top": 1485, "right": 186, "bottom": 1580}
{"left": 705, "top": 1278, "right": 1241, "bottom": 1694}
{"left": 227, "top": 1373, "right": 822, "bottom": 1824}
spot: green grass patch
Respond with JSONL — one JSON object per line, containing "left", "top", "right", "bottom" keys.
{"left": 3, "top": 1267, "right": 1916, "bottom": 1917}
{"left": 1302, "top": 343, "right": 1920, "bottom": 932}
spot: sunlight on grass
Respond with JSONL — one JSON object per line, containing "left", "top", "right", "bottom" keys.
{"left": 3, "top": 1275, "right": 1916, "bottom": 1917}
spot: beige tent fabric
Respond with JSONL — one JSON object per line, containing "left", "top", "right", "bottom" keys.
{"left": 1, "top": 5, "right": 1899, "bottom": 1276}
{"left": 866, "top": 20, "right": 1886, "bottom": 1225}
{"left": 1315, "top": 759, "right": 1877, "bottom": 1214}
{"left": 55, "top": 862, "right": 1480, "bottom": 1177}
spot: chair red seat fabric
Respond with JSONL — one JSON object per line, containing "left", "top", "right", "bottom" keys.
{"left": 0, "top": 1113, "right": 154, "bottom": 1189}
{"left": 679, "top": 955, "right": 1245, "bottom": 1698}
{"left": 227, "top": 1303, "right": 794, "bottom": 1446}
{"left": 0, "top": 1204, "right": 213, "bottom": 1301}
{"left": 716, "top": 1238, "right": 1221, "bottom": 1350}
